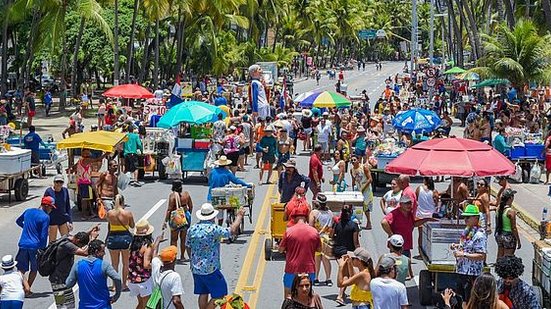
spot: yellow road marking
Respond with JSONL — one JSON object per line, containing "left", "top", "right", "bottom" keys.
{"left": 234, "top": 173, "right": 277, "bottom": 301}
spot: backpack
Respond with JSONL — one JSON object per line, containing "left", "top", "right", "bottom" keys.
{"left": 37, "top": 236, "right": 69, "bottom": 276}
{"left": 146, "top": 270, "right": 173, "bottom": 309}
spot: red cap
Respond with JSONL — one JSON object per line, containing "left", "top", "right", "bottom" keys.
{"left": 41, "top": 196, "right": 56, "bottom": 208}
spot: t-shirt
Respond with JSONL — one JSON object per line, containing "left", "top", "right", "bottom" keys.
{"left": 384, "top": 208, "right": 415, "bottom": 250}
{"left": 44, "top": 187, "right": 72, "bottom": 226}
{"left": 385, "top": 253, "right": 409, "bottom": 284}
{"left": 370, "top": 277, "right": 408, "bottom": 309}
{"left": 123, "top": 132, "right": 143, "bottom": 155}
{"left": 214, "top": 96, "right": 227, "bottom": 106}
{"left": 151, "top": 258, "right": 184, "bottom": 309}
{"left": 280, "top": 222, "right": 320, "bottom": 274}
{"left": 308, "top": 154, "right": 323, "bottom": 182}
{"left": 16, "top": 208, "right": 50, "bottom": 250}
{"left": 0, "top": 270, "right": 25, "bottom": 301}
{"left": 26, "top": 96, "right": 35, "bottom": 111}
{"left": 333, "top": 220, "right": 360, "bottom": 254}
{"left": 23, "top": 132, "right": 43, "bottom": 152}
{"left": 259, "top": 135, "right": 277, "bottom": 160}
{"left": 49, "top": 238, "right": 79, "bottom": 284}
{"left": 317, "top": 123, "right": 331, "bottom": 142}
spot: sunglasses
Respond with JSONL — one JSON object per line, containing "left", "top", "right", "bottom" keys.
{"left": 477, "top": 183, "right": 485, "bottom": 186}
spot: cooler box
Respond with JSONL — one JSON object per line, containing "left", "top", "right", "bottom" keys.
{"left": 421, "top": 222, "right": 466, "bottom": 264}
{"left": 211, "top": 185, "right": 248, "bottom": 208}
{"left": 376, "top": 155, "right": 397, "bottom": 169}
{"left": 194, "top": 139, "right": 210, "bottom": 150}
{"left": 509, "top": 146, "right": 525, "bottom": 160}
{"left": 0, "top": 147, "right": 32, "bottom": 174}
{"left": 525, "top": 143, "right": 545, "bottom": 160}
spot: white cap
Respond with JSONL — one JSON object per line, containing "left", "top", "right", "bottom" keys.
{"left": 388, "top": 234, "right": 404, "bottom": 247}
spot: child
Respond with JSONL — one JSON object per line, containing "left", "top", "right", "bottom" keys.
{"left": 0, "top": 255, "right": 29, "bottom": 309}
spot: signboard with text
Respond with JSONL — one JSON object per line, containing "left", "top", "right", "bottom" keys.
{"left": 144, "top": 102, "right": 167, "bottom": 117}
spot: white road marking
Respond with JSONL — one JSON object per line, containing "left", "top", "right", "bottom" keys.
{"left": 47, "top": 198, "right": 167, "bottom": 309}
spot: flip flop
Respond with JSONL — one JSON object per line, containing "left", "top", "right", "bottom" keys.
{"left": 335, "top": 298, "right": 345, "bottom": 306}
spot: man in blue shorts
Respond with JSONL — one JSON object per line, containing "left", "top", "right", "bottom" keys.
{"left": 16, "top": 196, "right": 54, "bottom": 293}
{"left": 186, "top": 203, "right": 245, "bottom": 309}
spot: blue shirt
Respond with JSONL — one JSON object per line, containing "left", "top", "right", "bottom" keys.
{"left": 16, "top": 208, "right": 50, "bottom": 249}
{"left": 123, "top": 133, "right": 142, "bottom": 155}
{"left": 23, "top": 132, "right": 44, "bottom": 152}
{"left": 44, "top": 187, "right": 72, "bottom": 225}
{"left": 214, "top": 96, "right": 227, "bottom": 106}
{"left": 278, "top": 172, "right": 310, "bottom": 203}
{"left": 207, "top": 167, "right": 250, "bottom": 201}
{"left": 185, "top": 221, "right": 230, "bottom": 275}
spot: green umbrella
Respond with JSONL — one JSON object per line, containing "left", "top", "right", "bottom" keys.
{"left": 474, "top": 79, "right": 510, "bottom": 88}
{"left": 444, "top": 66, "right": 466, "bottom": 74}
{"left": 157, "top": 101, "right": 226, "bottom": 128}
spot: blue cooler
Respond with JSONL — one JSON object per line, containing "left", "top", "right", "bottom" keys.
{"left": 525, "top": 144, "right": 545, "bottom": 160}
{"left": 509, "top": 146, "right": 525, "bottom": 160}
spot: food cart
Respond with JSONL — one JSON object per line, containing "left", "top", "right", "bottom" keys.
{"left": 211, "top": 183, "right": 255, "bottom": 242}
{"left": 0, "top": 146, "right": 41, "bottom": 202}
{"left": 370, "top": 138, "right": 405, "bottom": 191}
{"left": 138, "top": 127, "right": 174, "bottom": 180}
{"left": 507, "top": 129, "right": 545, "bottom": 183}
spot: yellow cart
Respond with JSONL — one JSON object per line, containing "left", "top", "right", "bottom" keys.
{"left": 264, "top": 202, "right": 286, "bottom": 261}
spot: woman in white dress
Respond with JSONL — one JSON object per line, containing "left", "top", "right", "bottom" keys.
{"left": 415, "top": 177, "right": 439, "bottom": 253}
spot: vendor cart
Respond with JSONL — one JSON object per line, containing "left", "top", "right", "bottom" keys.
{"left": 211, "top": 184, "right": 255, "bottom": 242}
{"left": 323, "top": 191, "right": 365, "bottom": 223}
{"left": 264, "top": 202, "right": 286, "bottom": 261}
{"left": 137, "top": 127, "right": 174, "bottom": 180}
{"left": 531, "top": 240, "right": 549, "bottom": 307}
{"left": 0, "top": 146, "right": 40, "bottom": 202}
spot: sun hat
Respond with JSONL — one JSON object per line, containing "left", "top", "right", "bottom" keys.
{"left": 378, "top": 255, "right": 396, "bottom": 271}
{"left": 264, "top": 125, "right": 275, "bottom": 132}
{"left": 302, "top": 109, "right": 313, "bottom": 117}
{"left": 501, "top": 188, "right": 517, "bottom": 201}
{"left": 388, "top": 234, "right": 404, "bottom": 248}
{"left": 322, "top": 111, "right": 329, "bottom": 116}
{"left": 159, "top": 246, "right": 178, "bottom": 263}
{"left": 214, "top": 155, "right": 232, "bottom": 166}
{"left": 1, "top": 255, "right": 17, "bottom": 269}
{"left": 41, "top": 196, "right": 56, "bottom": 208}
{"left": 399, "top": 195, "right": 413, "bottom": 204}
{"left": 53, "top": 174, "right": 64, "bottom": 183}
{"left": 357, "top": 126, "right": 366, "bottom": 132}
{"left": 134, "top": 219, "right": 155, "bottom": 236}
{"left": 283, "top": 159, "right": 297, "bottom": 169}
{"left": 196, "top": 203, "right": 219, "bottom": 221}
{"left": 316, "top": 194, "right": 327, "bottom": 205}
{"left": 348, "top": 247, "right": 371, "bottom": 263}
{"left": 462, "top": 204, "right": 480, "bottom": 217}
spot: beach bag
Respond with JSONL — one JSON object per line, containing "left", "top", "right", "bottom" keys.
{"left": 169, "top": 193, "right": 191, "bottom": 230}
{"left": 97, "top": 199, "right": 107, "bottom": 219}
{"left": 118, "top": 172, "right": 131, "bottom": 191}
{"left": 510, "top": 162, "right": 522, "bottom": 183}
{"left": 146, "top": 271, "right": 172, "bottom": 309}
{"left": 530, "top": 162, "right": 542, "bottom": 183}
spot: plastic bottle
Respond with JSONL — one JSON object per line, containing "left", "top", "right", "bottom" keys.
{"left": 540, "top": 208, "right": 549, "bottom": 240}
{"left": 543, "top": 208, "right": 548, "bottom": 222}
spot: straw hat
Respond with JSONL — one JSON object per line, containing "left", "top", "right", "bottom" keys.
{"left": 302, "top": 109, "right": 313, "bottom": 117}
{"left": 134, "top": 219, "right": 155, "bottom": 236}
{"left": 196, "top": 203, "right": 219, "bottom": 221}
{"left": 214, "top": 155, "right": 232, "bottom": 166}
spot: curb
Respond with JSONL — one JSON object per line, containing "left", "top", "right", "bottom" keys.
{"left": 490, "top": 185, "right": 540, "bottom": 232}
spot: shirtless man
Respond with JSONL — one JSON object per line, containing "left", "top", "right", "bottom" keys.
{"left": 442, "top": 177, "right": 469, "bottom": 215}
{"left": 96, "top": 160, "right": 119, "bottom": 210}
{"left": 491, "top": 176, "right": 512, "bottom": 209}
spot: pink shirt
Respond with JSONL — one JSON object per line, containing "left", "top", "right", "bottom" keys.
{"left": 384, "top": 208, "right": 415, "bottom": 250}
{"left": 280, "top": 222, "right": 320, "bottom": 273}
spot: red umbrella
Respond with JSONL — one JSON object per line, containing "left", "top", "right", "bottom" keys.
{"left": 385, "top": 138, "right": 515, "bottom": 177}
{"left": 103, "top": 84, "right": 154, "bottom": 99}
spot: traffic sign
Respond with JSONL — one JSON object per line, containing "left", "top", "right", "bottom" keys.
{"left": 376, "top": 29, "right": 387, "bottom": 38}
{"left": 427, "top": 77, "right": 436, "bottom": 87}
{"left": 358, "top": 29, "right": 377, "bottom": 39}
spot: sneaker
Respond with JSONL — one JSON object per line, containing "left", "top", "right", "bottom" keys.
{"left": 313, "top": 279, "right": 321, "bottom": 286}
{"left": 325, "top": 280, "right": 333, "bottom": 287}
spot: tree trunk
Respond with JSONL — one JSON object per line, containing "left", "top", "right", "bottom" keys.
{"left": 113, "top": 0, "right": 120, "bottom": 85}
{"left": 22, "top": 10, "right": 39, "bottom": 90}
{"left": 59, "top": 0, "right": 68, "bottom": 110}
{"left": 1, "top": 0, "right": 11, "bottom": 95}
{"left": 446, "top": 0, "right": 463, "bottom": 66}
{"left": 153, "top": 18, "right": 159, "bottom": 88}
{"left": 503, "top": 0, "right": 515, "bottom": 28}
{"left": 542, "top": 0, "right": 551, "bottom": 31}
{"left": 272, "top": 26, "right": 278, "bottom": 53}
{"left": 125, "top": 0, "right": 139, "bottom": 83}
{"left": 175, "top": 10, "right": 184, "bottom": 77}
{"left": 459, "top": 0, "right": 481, "bottom": 60}
{"left": 71, "top": 17, "right": 85, "bottom": 97}
{"left": 138, "top": 24, "right": 151, "bottom": 83}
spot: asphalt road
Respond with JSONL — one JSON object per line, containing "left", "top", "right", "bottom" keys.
{"left": 0, "top": 61, "right": 538, "bottom": 309}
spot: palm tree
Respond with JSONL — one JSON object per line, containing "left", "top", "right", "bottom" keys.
{"left": 142, "top": 0, "right": 169, "bottom": 88}
{"left": 475, "top": 19, "right": 551, "bottom": 92}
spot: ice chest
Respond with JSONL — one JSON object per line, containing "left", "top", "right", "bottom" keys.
{"left": 525, "top": 143, "right": 545, "bottom": 160}
{"left": 211, "top": 185, "right": 248, "bottom": 207}
{"left": 0, "top": 147, "right": 32, "bottom": 174}
{"left": 376, "top": 155, "right": 397, "bottom": 169}
{"left": 421, "top": 222, "right": 466, "bottom": 264}
{"left": 509, "top": 146, "right": 525, "bottom": 160}
{"left": 194, "top": 139, "right": 210, "bottom": 150}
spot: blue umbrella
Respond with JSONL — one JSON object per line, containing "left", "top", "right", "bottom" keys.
{"left": 157, "top": 101, "right": 226, "bottom": 128}
{"left": 392, "top": 108, "right": 442, "bottom": 134}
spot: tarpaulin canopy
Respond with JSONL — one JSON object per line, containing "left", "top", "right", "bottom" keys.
{"left": 57, "top": 131, "right": 128, "bottom": 153}
{"left": 473, "top": 79, "right": 510, "bottom": 88}
{"left": 103, "top": 84, "right": 154, "bottom": 99}
{"left": 385, "top": 138, "right": 515, "bottom": 177}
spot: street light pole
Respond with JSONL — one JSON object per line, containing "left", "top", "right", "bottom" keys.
{"left": 429, "top": 0, "right": 435, "bottom": 66}
{"left": 410, "top": 0, "right": 418, "bottom": 72}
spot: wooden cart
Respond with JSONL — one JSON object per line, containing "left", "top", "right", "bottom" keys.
{"left": 0, "top": 166, "right": 42, "bottom": 202}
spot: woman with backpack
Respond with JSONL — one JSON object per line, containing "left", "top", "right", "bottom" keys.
{"left": 163, "top": 180, "right": 193, "bottom": 262}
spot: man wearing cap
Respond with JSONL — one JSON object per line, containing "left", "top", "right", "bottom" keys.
{"left": 44, "top": 175, "right": 73, "bottom": 242}
{"left": 258, "top": 126, "right": 277, "bottom": 184}
{"left": 451, "top": 204, "right": 487, "bottom": 301}
{"left": 65, "top": 239, "right": 121, "bottom": 308}
{"left": 385, "top": 234, "right": 410, "bottom": 284}
{"left": 370, "top": 255, "right": 408, "bottom": 309}
{"left": 249, "top": 64, "right": 270, "bottom": 120}
{"left": 151, "top": 246, "right": 184, "bottom": 309}
{"left": 15, "top": 196, "right": 54, "bottom": 292}
{"left": 278, "top": 204, "right": 320, "bottom": 298}
{"left": 186, "top": 203, "right": 245, "bottom": 309}
{"left": 278, "top": 159, "right": 310, "bottom": 203}
{"left": 381, "top": 195, "right": 436, "bottom": 258}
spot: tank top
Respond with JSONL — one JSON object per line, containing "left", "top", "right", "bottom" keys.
{"left": 332, "top": 162, "right": 341, "bottom": 175}
{"left": 223, "top": 135, "right": 240, "bottom": 154}
{"left": 77, "top": 258, "right": 110, "bottom": 308}
{"left": 128, "top": 247, "right": 152, "bottom": 283}
{"left": 76, "top": 159, "right": 92, "bottom": 185}
{"left": 416, "top": 187, "right": 436, "bottom": 218}
{"left": 314, "top": 209, "right": 333, "bottom": 235}
{"left": 351, "top": 164, "right": 368, "bottom": 190}
{"left": 350, "top": 270, "right": 373, "bottom": 304}
{"left": 500, "top": 207, "right": 513, "bottom": 232}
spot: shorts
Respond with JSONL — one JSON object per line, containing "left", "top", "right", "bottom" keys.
{"left": 101, "top": 198, "right": 115, "bottom": 210}
{"left": 242, "top": 146, "right": 251, "bottom": 155}
{"left": 0, "top": 300, "right": 23, "bottom": 309}
{"left": 546, "top": 154, "right": 551, "bottom": 171}
{"left": 106, "top": 231, "right": 132, "bottom": 250}
{"left": 125, "top": 153, "right": 139, "bottom": 173}
{"left": 28, "top": 110, "right": 36, "bottom": 118}
{"left": 16, "top": 248, "right": 38, "bottom": 272}
{"left": 225, "top": 151, "right": 240, "bottom": 167}
{"left": 193, "top": 269, "right": 228, "bottom": 298}
{"left": 262, "top": 156, "right": 276, "bottom": 165}
{"left": 352, "top": 305, "right": 371, "bottom": 309}
{"left": 495, "top": 232, "right": 517, "bottom": 249}
{"left": 283, "top": 272, "right": 315, "bottom": 289}
{"left": 319, "top": 141, "right": 329, "bottom": 152}
{"left": 31, "top": 151, "right": 40, "bottom": 165}
{"left": 277, "top": 153, "right": 290, "bottom": 167}
{"left": 78, "top": 183, "right": 93, "bottom": 200}
{"left": 304, "top": 128, "right": 313, "bottom": 136}
{"left": 333, "top": 246, "right": 349, "bottom": 259}
{"left": 52, "top": 283, "right": 76, "bottom": 309}
{"left": 128, "top": 277, "right": 153, "bottom": 297}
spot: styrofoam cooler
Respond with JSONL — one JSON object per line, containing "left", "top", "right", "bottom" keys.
{"left": 421, "top": 222, "right": 466, "bottom": 263}
{"left": 376, "top": 155, "right": 397, "bottom": 169}
{"left": 509, "top": 146, "right": 525, "bottom": 160}
{"left": 211, "top": 185, "right": 248, "bottom": 207}
{"left": 0, "top": 147, "right": 32, "bottom": 174}
{"left": 525, "top": 143, "right": 545, "bottom": 160}
{"left": 543, "top": 249, "right": 551, "bottom": 294}
{"left": 177, "top": 138, "right": 193, "bottom": 149}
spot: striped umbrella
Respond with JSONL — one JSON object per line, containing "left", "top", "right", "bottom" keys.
{"left": 293, "top": 91, "right": 317, "bottom": 103}
{"left": 299, "top": 91, "right": 352, "bottom": 108}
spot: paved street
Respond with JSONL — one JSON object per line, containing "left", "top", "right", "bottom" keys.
{"left": 0, "top": 61, "right": 540, "bottom": 308}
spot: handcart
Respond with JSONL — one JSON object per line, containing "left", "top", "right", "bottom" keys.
{"left": 264, "top": 202, "right": 286, "bottom": 261}
{"left": 211, "top": 184, "right": 255, "bottom": 242}
{"left": 180, "top": 149, "right": 208, "bottom": 179}
{"left": 0, "top": 146, "right": 40, "bottom": 202}
{"left": 323, "top": 191, "right": 365, "bottom": 223}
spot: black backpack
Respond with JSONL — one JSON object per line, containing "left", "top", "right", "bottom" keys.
{"left": 37, "top": 236, "right": 68, "bottom": 276}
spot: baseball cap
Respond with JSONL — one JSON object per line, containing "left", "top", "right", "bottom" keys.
{"left": 399, "top": 195, "right": 412, "bottom": 204}
{"left": 462, "top": 204, "right": 480, "bottom": 217}
{"left": 378, "top": 255, "right": 396, "bottom": 271}
{"left": 388, "top": 234, "right": 404, "bottom": 248}
{"left": 41, "top": 196, "right": 56, "bottom": 208}
{"left": 348, "top": 247, "right": 371, "bottom": 263}
{"left": 159, "top": 246, "right": 178, "bottom": 263}
{"left": 53, "top": 174, "right": 64, "bottom": 183}
{"left": 501, "top": 188, "right": 517, "bottom": 201}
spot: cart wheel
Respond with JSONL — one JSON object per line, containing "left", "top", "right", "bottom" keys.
{"left": 41, "top": 165, "right": 46, "bottom": 176}
{"left": 533, "top": 286, "right": 543, "bottom": 307}
{"left": 77, "top": 193, "right": 82, "bottom": 211}
{"left": 240, "top": 212, "right": 245, "bottom": 233}
{"left": 418, "top": 270, "right": 433, "bottom": 306}
{"left": 264, "top": 239, "right": 273, "bottom": 261}
{"left": 14, "top": 178, "right": 29, "bottom": 201}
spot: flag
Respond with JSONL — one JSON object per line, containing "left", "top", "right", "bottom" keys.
{"left": 168, "top": 74, "right": 184, "bottom": 108}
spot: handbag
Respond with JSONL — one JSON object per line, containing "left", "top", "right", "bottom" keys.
{"left": 169, "top": 192, "right": 190, "bottom": 230}
{"left": 146, "top": 271, "right": 172, "bottom": 309}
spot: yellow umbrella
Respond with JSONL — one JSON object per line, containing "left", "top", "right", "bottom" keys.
{"left": 57, "top": 131, "right": 128, "bottom": 153}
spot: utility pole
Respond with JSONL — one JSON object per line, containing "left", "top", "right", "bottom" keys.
{"left": 429, "top": 0, "right": 435, "bottom": 66}
{"left": 410, "top": 0, "right": 418, "bottom": 72}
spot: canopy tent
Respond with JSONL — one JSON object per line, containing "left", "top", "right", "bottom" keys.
{"left": 57, "top": 131, "right": 128, "bottom": 153}
{"left": 443, "top": 67, "right": 466, "bottom": 75}
{"left": 103, "top": 84, "right": 154, "bottom": 99}
{"left": 157, "top": 101, "right": 226, "bottom": 128}
{"left": 473, "top": 79, "right": 510, "bottom": 88}
{"left": 385, "top": 138, "right": 515, "bottom": 177}
{"left": 392, "top": 108, "right": 442, "bottom": 134}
